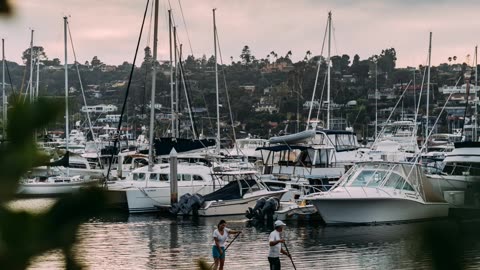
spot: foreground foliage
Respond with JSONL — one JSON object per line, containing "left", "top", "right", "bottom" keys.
{"left": 0, "top": 97, "right": 106, "bottom": 270}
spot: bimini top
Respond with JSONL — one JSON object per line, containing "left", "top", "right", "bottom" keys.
{"left": 255, "top": 145, "right": 311, "bottom": 152}
{"left": 316, "top": 129, "right": 356, "bottom": 135}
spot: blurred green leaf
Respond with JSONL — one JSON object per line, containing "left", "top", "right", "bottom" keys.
{"left": 0, "top": 97, "right": 106, "bottom": 269}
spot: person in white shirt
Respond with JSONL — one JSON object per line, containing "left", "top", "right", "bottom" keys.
{"left": 212, "top": 220, "right": 241, "bottom": 270}
{"left": 268, "top": 220, "right": 290, "bottom": 270}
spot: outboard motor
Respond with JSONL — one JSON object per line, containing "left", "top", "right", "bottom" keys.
{"left": 246, "top": 197, "right": 268, "bottom": 219}
{"left": 260, "top": 197, "right": 280, "bottom": 223}
{"left": 181, "top": 193, "right": 205, "bottom": 216}
{"left": 170, "top": 193, "right": 192, "bottom": 214}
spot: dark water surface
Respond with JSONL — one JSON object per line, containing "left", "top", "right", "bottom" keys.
{"left": 11, "top": 199, "right": 480, "bottom": 270}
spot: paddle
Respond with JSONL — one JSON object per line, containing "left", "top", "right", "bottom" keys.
{"left": 209, "top": 231, "right": 242, "bottom": 270}
{"left": 283, "top": 241, "right": 297, "bottom": 270}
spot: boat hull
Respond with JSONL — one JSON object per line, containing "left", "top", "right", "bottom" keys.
{"left": 17, "top": 179, "right": 100, "bottom": 196}
{"left": 310, "top": 198, "right": 449, "bottom": 224}
{"left": 125, "top": 184, "right": 215, "bottom": 213}
{"left": 195, "top": 190, "right": 286, "bottom": 217}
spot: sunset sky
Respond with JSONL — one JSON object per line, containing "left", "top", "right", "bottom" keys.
{"left": 1, "top": 0, "right": 478, "bottom": 67}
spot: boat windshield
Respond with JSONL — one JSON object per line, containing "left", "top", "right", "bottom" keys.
{"left": 343, "top": 163, "right": 416, "bottom": 191}
{"left": 349, "top": 170, "right": 387, "bottom": 187}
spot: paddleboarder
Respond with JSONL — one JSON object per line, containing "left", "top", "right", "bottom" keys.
{"left": 268, "top": 220, "right": 291, "bottom": 270}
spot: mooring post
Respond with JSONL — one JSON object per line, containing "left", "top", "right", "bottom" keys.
{"left": 170, "top": 148, "right": 178, "bottom": 204}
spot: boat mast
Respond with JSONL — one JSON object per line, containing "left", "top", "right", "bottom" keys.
{"left": 426, "top": 32, "right": 432, "bottom": 150}
{"left": 29, "top": 29, "right": 34, "bottom": 103}
{"left": 63, "top": 17, "right": 69, "bottom": 176}
{"left": 2, "top": 38, "right": 5, "bottom": 140}
{"left": 148, "top": 0, "right": 159, "bottom": 172}
{"left": 326, "top": 11, "right": 331, "bottom": 130}
{"left": 169, "top": 9, "right": 175, "bottom": 138}
{"left": 375, "top": 60, "right": 378, "bottom": 139}
{"left": 475, "top": 45, "right": 478, "bottom": 141}
{"left": 213, "top": 8, "right": 220, "bottom": 153}
{"left": 174, "top": 26, "right": 179, "bottom": 137}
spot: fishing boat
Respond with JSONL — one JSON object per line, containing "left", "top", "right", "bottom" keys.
{"left": 305, "top": 161, "right": 449, "bottom": 224}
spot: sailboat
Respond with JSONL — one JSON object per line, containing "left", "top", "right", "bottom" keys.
{"left": 17, "top": 17, "right": 100, "bottom": 196}
{"left": 259, "top": 12, "right": 360, "bottom": 185}
{"left": 152, "top": 10, "right": 215, "bottom": 156}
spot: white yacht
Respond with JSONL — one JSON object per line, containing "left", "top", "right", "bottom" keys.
{"left": 305, "top": 161, "right": 449, "bottom": 224}
{"left": 108, "top": 163, "right": 219, "bottom": 213}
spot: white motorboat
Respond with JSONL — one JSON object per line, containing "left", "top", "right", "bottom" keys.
{"left": 17, "top": 175, "right": 99, "bottom": 196}
{"left": 172, "top": 172, "right": 287, "bottom": 216}
{"left": 426, "top": 141, "right": 480, "bottom": 196}
{"left": 305, "top": 161, "right": 449, "bottom": 224}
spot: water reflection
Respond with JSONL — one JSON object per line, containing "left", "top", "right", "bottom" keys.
{"left": 22, "top": 204, "right": 480, "bottom": 270}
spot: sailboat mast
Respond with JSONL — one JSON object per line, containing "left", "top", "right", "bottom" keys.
{"left": 168, "top": 10, "right": 175, "bottom": 138}
{"left": 426, "top": 32, "right": 432, "bottom": 149}
{"left": 64, "top": 17, "right": 69, "bottom": 156}
{"left": 213, "top": 8, "right": 220, "bottom": 153}
{"left": 475, "top": 45, "right": 478, "bottom": 141}
{"left": 148, "top": 0, "right": 159, "bottom": 171}
{"left": 174, "top": 26, "right": 179, "bottom": 137}
{"left": 326, "top": 11, "right": 331, "bottom": 130}
{"left": 29, "top": 29, "right": 34, "bottom": 103}
{"left": 2, "top": 38, "right": 5, "bottom": 140}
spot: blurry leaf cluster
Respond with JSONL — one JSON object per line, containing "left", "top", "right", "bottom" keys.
{"left": 0, "top": 0, "right": 12, "bottom": 16}
{"left": 0, "top": 96, "right": 106, "bottom": 270}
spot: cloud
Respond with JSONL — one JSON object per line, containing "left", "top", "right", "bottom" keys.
{"left": 1, "top": 0, "right": 479, "bottom": 67}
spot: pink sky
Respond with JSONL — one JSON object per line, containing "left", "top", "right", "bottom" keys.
{"left": 1, "top": 0, "right": 479, "bottom": 67}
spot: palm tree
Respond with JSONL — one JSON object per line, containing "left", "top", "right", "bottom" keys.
{"left": 285, "top": 50, "right": 292, "bottom": 60}
{"left": 304, "top": 50, "right": 312, "bottom": 61}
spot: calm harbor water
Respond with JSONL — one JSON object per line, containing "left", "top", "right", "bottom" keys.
{"left": 10, "top": 198, "right": 480, "bottom": 270}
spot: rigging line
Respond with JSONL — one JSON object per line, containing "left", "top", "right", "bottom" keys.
{"left": 308, "top": 15, "right": 328, "bottom": 127}
{"left": 67, "top": 20, "right": 102, "bottom": 168}
{"left": 372, "top": 80, "right": 412, "bottom": 147}
{"left": 407, "top": 76, "right": 463, "bottom": 180}
{"left": 177, "top": 49, "right": 198, "bottom": 139}
{"left": 215, "top": 28, "right": 238, "bottom": 153}
{"left": 413, "top": 55, "right": 429, "bottom": 139}
{"left": 316, "top": 71, "right": 328, "bottom": 121}
{"left": 177, "top": 0, "right": 194, "bottom": 56}
{"left": 105, "top": 0, "right": 150, "bottom": 183}
{"left": 202, "top": 93, "right": 214, "bottom": 135}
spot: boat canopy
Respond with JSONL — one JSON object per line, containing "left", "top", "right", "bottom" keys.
{"left": 203, "top": 179, "right": 259, "bottom": 201}
{"left": 256, "top": 145, "right": 310, "bottom": 152}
